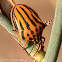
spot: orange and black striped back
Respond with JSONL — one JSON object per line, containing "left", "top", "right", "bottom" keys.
{"left": 11, "top": 4, "right": 45, "bottom": 43}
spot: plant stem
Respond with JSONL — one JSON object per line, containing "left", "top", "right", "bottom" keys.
{"left": 43, "top": 0, "right": 62, "bottom": 62}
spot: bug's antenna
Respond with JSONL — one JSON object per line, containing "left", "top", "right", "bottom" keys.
{"left": 8, "top": 0, "right": 15, "bottom": 6}
{"left": 45, "top": 20, "right": 53, "bottom": 26}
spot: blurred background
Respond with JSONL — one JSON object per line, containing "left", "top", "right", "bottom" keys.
{"left": 0, "top": 0, "right": 62, "bottom": 62}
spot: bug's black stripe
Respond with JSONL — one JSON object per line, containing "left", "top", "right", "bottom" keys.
{"left": 13, "top": 12, "right": 17, "bottom": 20}
{"left": 19, "top": 6, "right": 36, "bottom": 27}
{"left": 29, "top": 37, "right": 32, "bottom": 40}
{"left": 31, "top": 14, "right": 45, "bottom": 28}
{"left": 15, "top": 24, "right": 18, "bottom": 30}
{"left": 16, "top": 8, "right": 30, "bottom": 30}
{"left": 19, "top": 21, "right": 24, "bottom": 30}
{"left": 37, "top": 36, "right": 39, "bottom": 42}
{"left": 13, "top": 20, "right": 18, "bottom": 30}
{"left": 12, "top": 8, "right": 18, "bottom": 31}
{"left": 12, "top": 8, "right": 14, "bottom": 18}
{"left": 31, "top": 30, "right": 34, "bottom": 34}
{"left": 13, "top": 8, "right": 18, "bottom": 22}
{"left": 27, "top": 34, "right": 29, "bottom": 36}
{"left": 34, "top": 38, "right": 38, "bottom": 44}
{"left": 12, "top": 11, "right": 13, "bottom": 18}
{"left": 40, "top": 36, "right": 42, "bottom": 43}
{"left": 40, "top": 31, "right": 42, "bottom": 34}
{"left": 33, "top": 35, "right": 35, "bottom": 37}
{"left": 22, "top": 4, "right": 41, "bottom": 20}
{"left": 36, "top": 28, "right": 38, "bottom": 32}
{"left": 22, "top": 31, "right": 25, "bottom": 39}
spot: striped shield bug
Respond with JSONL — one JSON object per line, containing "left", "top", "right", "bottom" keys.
{"left": 11, "top": 4, "right": 52, "bottom": 51}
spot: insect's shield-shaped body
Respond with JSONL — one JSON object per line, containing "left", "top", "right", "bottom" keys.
{"left": 11, "top": 4, "right": 45, "bottom": 48}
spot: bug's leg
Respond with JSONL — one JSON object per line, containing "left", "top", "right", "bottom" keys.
{"left": 37, "top": 43, "right": 41, "bottom": 52}
{"left": 11, "top": 19, "right": 16, "bottom": 31}
{"left": 40, "top": 36, "right": 45, "bottom": 50}
{"left": 41, "top": 37, "right": 45, "bottom": 45}
{"left": 37, "top": 35, "right": 39, "bottom": 43}
{"left": 33, "top": 41, "right": 36, "bottom": 45}
{"left": 36, "top": 36, "right": 41, "bottom": 52}
{"left": 11, "top": 22, "right": 16, "bottom": 31}
{"left": 37, "top": 36, "right": 45, "bottom": 52}
{"left": 33, "top": 38, "right": 41, "bottom": 52}
{"left": 45, "top": 20, "right": 52, "bottom": 26}
{"left": 12, "top": 22, "right": 16, "bottom": 31}
{"left": 38, "top": 42, "right": 44, "bottom": 51}
{"left": 23, "top": 40, "right": 28, "bottom": 48}
{"left": 34, "top": 38, "right": 38, "bottom": 44}
{"left": 12, "top": 27, "right": 16, "bottom": 31}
